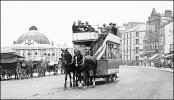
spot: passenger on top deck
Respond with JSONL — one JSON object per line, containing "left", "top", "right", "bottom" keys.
{"left": 77, "top": 20, "right": 86, "bottom": 32}
{"left": 72, "top": 21, "right": 78, "bottom": 33}
{"left": 80, "top": 23, "right": 85, "bottom": 32}
{"left": 77, "top": 20, "right": 82, "bottom": 28}
{"left": 112, "top": 23, "right": 118, "bottom": 36}
{"left": 101, "top": 23, "right": 108, "bottom": 33}
{"left": 84, "top": 21, "right": 91, "bottom": 32}
{"left": 106, "top": 23, "right": 113, "bottom": 33}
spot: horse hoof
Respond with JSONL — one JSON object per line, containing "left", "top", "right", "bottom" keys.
{"left": 72, "top": 86, "right": 75, "bottom": 89}
{"left": 83, "top": 87, "right": 86, "bottom": 90}
{"left": 64, "top": 87, "right": 67, "bottom": 90}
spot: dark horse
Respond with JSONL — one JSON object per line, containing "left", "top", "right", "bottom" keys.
{"left": 37, "top": 60, "right": 48, "bottom": 77}
{"left": 74, "top": 50, "right": 97, "bottom": 89}
{"left": 61, "top": 49, "right": 76, "bottom": 89}
{"left": 25, "top": 60, "right": 34, "bottom": 79}
{"left": 73, "top": 50, "right": 84, "bottom": 87}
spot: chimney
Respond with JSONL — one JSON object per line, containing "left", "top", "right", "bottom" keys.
{"left": 165, "top": 10, "right": 172, "bottom": 17}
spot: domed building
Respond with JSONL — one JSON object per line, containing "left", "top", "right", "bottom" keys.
{"left": 16, "top": 26, "right": 50, "bottom": 45}
{"left": 11, "top": 26, "right": 73, "bottom": 62}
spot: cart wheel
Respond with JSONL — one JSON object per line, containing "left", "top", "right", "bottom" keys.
{"left": 111, "top": 75, "right": 114, "bottom": 82}
{"left": 1, "top": 74, "right": 5, "bottom": 80}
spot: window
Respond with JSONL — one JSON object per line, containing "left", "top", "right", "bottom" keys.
{"left": 107, "top": 42, "right": 119, "bottom": 59}
{"left": 136, "top": 56, "right": 139, "bottom": 62}
{"left": 127, "top": 40, "right": 128, "bottom": 45}
{"left": 136, "top": 47, "right": 139, "bottom": 54}
{"left": 136, "top": 32, "right": 139, "bottom": 37}
{"left": 136, "top": 39, "right": 139, "bottom": 44}
{"left": 127, "top": 33, "right": 128, "bottom": 38}
{"left": 130, "top": 33, "right": 132, "bottom": 38}
{"left": 130, "top": 39, "right": 131, "bottom": 45}
{"left": 170, "top": 44, "right": 173, "bottom": 52}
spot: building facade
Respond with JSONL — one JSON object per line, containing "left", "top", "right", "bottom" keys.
{"left": 9, "top": 26, "right": 73, "bottom": 63}
{"left": 120, "top": 24, "right": 146, "bottom": 66}
{"left": 143, "top": 8, "right": 173, "bottom": 60}
{"left": 159, "top": 22, "right": 173, "bottom": 54}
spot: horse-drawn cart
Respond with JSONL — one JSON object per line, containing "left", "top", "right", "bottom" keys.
{"left": 73, "top": 31, "right": 121, "bottom": 82}
{"left": 0, "top": 52, "right": 25, "bottom": 80}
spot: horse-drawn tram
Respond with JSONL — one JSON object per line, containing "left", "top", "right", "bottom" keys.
{"left": 72, "top": 22, "right": 121, "bottom": 83}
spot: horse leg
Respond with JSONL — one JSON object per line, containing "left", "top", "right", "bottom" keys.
{"left": 79, "top": 72, "right": 83, "bottom": 87}
{"left": 73, "top": 71, "right": 76, "bottom": 88}
{"left": 90, "top": 77, "right": 93, "bottom": 85}
{"left": 92, "top": 70, "right": 96, "bottom": 88}
{"left": 30, "top": 68, "right": 32, "bottom": 78}
{"left": 83, "top": 72, "right": 86, "bottom": 90}
{"left": 75, "top": 71, "right": 78, "bottom": 87}
{"left": 86, "top": 71, "right": 90, "bottom": 86}
{"left": 64, "top": 71, "right": 67, "bottom": 90}
{"left": 69, "top": 72, "right": 72, "bottom": 88}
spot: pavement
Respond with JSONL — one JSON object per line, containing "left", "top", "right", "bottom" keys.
{"left": 121, "top": 65, "right": 173, "bottom": 73}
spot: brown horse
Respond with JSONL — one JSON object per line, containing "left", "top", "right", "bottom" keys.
{"left": 73, "top": 50, "right": 84, "bottom": 87}
{"left": 74, "top": 50, "right": 97, "bottom": 89}
{"left": 61, "top": 49, "right": 76, "bottom": 89}
{"left": 25, "top": 60, "right": 33, "bottom": 78}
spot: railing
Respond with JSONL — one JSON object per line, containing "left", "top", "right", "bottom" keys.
{"left": 72, "top": 32, "right": 98, "bottom": 41}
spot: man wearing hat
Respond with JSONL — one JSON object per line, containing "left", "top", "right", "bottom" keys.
{"left": 112, "top": 23, "right": 118, "bottom": 36}
{"left": 84, "top": 21, "right": 94, "bottom": 32}
{"left": 106, "top": 23, "right": 113, "bottom": 33}
{"left": 101, "top": 23, "right": 107, "bottom": 33}
{"left": 72, "top": 21, "right": 78, "bottom": 33}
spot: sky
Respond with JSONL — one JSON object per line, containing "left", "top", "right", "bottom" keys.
{"left": 1, "top": 1, "right": 173, "bottom": 47}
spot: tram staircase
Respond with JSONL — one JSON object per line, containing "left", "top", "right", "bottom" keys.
{"left": 90, "top": 33, "right": 108, "bottom": 60}
{"left": 90, "top": 33, "right": 120, "bottom": 60}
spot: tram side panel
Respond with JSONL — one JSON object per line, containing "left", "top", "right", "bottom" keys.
{"left": 90, "top": 59, "right": 119, "bottom": 77}
{"left": 90, "top": 43, "right": 120, "bottom": 77}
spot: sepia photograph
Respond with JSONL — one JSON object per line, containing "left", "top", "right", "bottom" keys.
{"left": 1, "top": 1, "right": 173, "bottom": 99}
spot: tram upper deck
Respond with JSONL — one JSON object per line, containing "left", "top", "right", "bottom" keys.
{"left": 72, "top": 31, "right": 120, "bottom": 45}
{"left": 72, "top": 31, "right": 99, "bottom": 45}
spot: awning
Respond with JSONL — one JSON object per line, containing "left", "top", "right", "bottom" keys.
{"left": 0, "top": 52, "right": 25, "bottom": 63}
{"left": 149, "top": 53, "right": 159, "bottom": 60}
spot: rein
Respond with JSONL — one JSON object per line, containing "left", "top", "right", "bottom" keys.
{"left": 75, "top": 55, "right": 84, "bottom": 66}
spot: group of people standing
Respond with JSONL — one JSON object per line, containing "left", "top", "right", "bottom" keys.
{"left": 72, "top": 20, "right": 96, "bottom": 33}
{"left": 100, "top": 23, "right": 118, "bottom": 36}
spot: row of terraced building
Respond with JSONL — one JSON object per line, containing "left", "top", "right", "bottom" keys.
{"left": 119, "top": 8, "right": 173, "bottom": 66}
